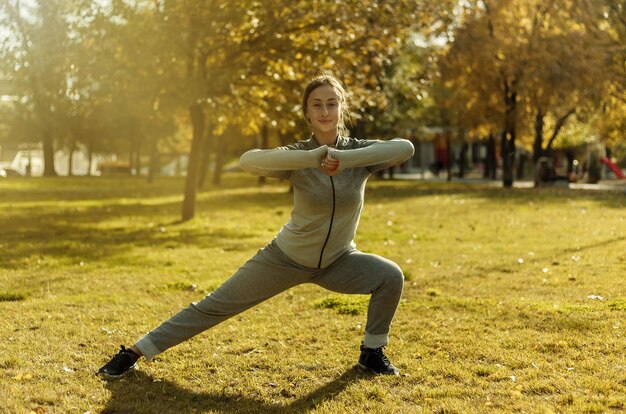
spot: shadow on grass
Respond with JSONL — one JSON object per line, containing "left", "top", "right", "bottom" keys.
{"left": 0, "top": 192, "right": 284, "bottom": 269}
{"left": 102, "top": 367, "right": 366, "bottom": 414}
{"left": 467, "top": 234, "right": 626, "bottom": 277}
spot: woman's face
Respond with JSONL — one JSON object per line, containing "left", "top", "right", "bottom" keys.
{"left": 305, "top": 84, "right": 342, "bottom": 134}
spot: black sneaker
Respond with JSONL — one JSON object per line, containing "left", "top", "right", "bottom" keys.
{"left": 98, "top": 345, "right": 140, "bottom": 380}
{"left": 357, "top": 344, "right": 400, "bottom": 375}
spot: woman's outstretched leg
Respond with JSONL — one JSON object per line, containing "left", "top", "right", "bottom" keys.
{"left": 98, "top": 242, "right": 310, "bottom": 379}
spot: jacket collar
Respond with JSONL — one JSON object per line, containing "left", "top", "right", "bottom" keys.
{"left": 308, "top": 134, "right": 347, "bottom": 149}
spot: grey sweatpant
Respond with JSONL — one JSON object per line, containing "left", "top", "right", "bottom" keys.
{"left": 134, "top": 241, "right": 404, "bottom": 361}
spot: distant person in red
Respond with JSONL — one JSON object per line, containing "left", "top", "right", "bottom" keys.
{"left": 98, "top": 73, "right": 414, "bottom": 379}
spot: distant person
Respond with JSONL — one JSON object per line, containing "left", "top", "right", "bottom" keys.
{"left": 98, "top": 73, "right": 415, "bottom": 379}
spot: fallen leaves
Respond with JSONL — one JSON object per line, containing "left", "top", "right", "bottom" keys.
{"left": 14, "top": 372, "right": 33, "bottom": 381}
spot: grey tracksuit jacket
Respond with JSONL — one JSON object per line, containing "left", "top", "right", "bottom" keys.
{"left": 239, "top": 136, "right": 415, "bottom": 268}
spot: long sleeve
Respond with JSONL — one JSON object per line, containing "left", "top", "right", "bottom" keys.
{"left": 329, "top": 138, "right": 414, "bottom": 173}
{"left": 240, "top": 145, "right": 328, "bottom": 177}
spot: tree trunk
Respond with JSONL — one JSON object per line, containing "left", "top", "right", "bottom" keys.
{"left": 354, "top": 120, "right": 365, "bottom": 140}
{"left": 546, "top": 108, "right": 576, "bottom": 151}
{"left": 181, "top": 103, "right": 205, "bottom": 221}
{"left": 87, "top": 135, "right": 94, "bottom": 176}
{"left": 500, "top": 132, "right": 510, "bottom": 185}
{"left": 197, "top": 124, "right": 214, "bottom": 191}
{"left": 26, "top": 152, "right": 32, "bottom": 176}
{"left": 502, "top": 82, "right": 517, "bottom": 188}
{"left": 566, "top": 149, "right": 575, "bottom": 175}
{"left": 483, "top": 139, "right": 489, "bottom": 179}
{"left": 278, "top": 130, "right": 290, "bottom": 147}
{"left": 533, "top": 110, "right": 545, "bottom": 163}
{"left": 68, "top": 146, "right": 74, "bottom": 177}
{"left": 42, "top": 130, "right": 57, "bottom": 177}
{"left": 277, "top": 130, "right": 294, "bottom": 192}
{"left": 134, "top": 136, "right": 142, "bottom": 176}
{"left": 129, "top": 138, "right": 135, "bottom": 175}
{"left": 258, "top": 123, "right": 269, "bottom": 185}
{"left": 212, "top": 134, "right": 226, "bottom": 186}
{"left": 484, "top": 133, "right": 497, "bottom": 179}
{"left": 459, "top": 141, "right": 469, "bottom": 178}
{"left": 445, "top": 134, "right": 452, "bottom": 182}
{"left": 148, "top": 135, "right": 160, "bottom": 184}
{"left": 517, "top": 151, "right": 527, "bottom": 180}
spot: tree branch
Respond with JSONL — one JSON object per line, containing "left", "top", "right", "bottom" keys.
{"left": 481, "top": 0, "right": 494, "bottom": 38}
{"left": 546, "top": 107, "right": 576, "bottom": 150}
{"left": 610, "top": 4, "right": 626, "bottom": 30}
{"left": 1, "top": 0, "right": 28, "bottom": 44}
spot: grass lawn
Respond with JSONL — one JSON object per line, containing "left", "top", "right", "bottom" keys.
{"left": 0, "top": 174, "right": 624, "bottom": 413}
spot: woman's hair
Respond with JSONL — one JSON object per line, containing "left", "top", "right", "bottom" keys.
{"left": 302, "top": 73, "right": 351, "bottom": 137}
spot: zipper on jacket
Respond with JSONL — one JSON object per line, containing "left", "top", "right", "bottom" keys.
{"left": 317, "top": 176, "right": 336, "bottom": 268}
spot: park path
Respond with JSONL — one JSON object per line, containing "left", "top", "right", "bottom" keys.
{"left": 392, "top": 172, "right": 626, "bottom": 192}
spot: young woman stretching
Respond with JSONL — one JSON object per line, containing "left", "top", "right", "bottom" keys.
{"left": 98, "top": 73, "right": 414, "bottom": 378}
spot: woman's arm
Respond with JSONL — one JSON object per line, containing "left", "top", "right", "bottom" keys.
{"left": 240, "top": 145, "right": 328, "bottom": 177}
{"left": 329, "top": 138, "right": 415, "bottom": 172}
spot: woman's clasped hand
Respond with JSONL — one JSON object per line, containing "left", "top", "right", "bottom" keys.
{"left": 319, "top": 152, "right": 340, "bottom": 176}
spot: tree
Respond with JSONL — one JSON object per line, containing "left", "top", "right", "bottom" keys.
{"left": 1, "top": 0, "right": 73, "bottom": 176}
{"left": 82, "top": 0, "right": 183, "bottom": 176}
{"left": 149, "top": 0, "right": 451, "bottom": 220}
{"left": 586, "top": 0, "right": 626, "bottom": 151}
{"left": 435, "top": 0, "right": 622, "bottom": 185}
{"left": 521, "top": 2, "right": 612, "bottom": 163}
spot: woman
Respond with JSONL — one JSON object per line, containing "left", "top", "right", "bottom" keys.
{"left": 98, "top": 73, "right": 414, "bottom": 379}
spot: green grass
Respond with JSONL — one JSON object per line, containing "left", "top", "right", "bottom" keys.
{"left": 314, "top": 294, "right": 371, "bottom": 315}
{"left": 0, "top": 174, "right": 624, "bottom": 413}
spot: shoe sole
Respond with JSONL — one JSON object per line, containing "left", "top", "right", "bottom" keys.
{"left": 356, "top": 363, "right": 400, "bottom": 376}
{"left": 98, "top": 363, "right": 138, "bottom": 380}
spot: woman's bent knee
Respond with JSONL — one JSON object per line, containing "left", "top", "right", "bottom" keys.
{"left": 384, "top": 262, "right": 404, "bottom": 289}
{"left": 393, "top": 268, "right": 405, "bottom": 287}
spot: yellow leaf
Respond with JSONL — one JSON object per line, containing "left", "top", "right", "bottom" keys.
{"left": 15, "top": 372, "right": 33, "bottom": 381}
